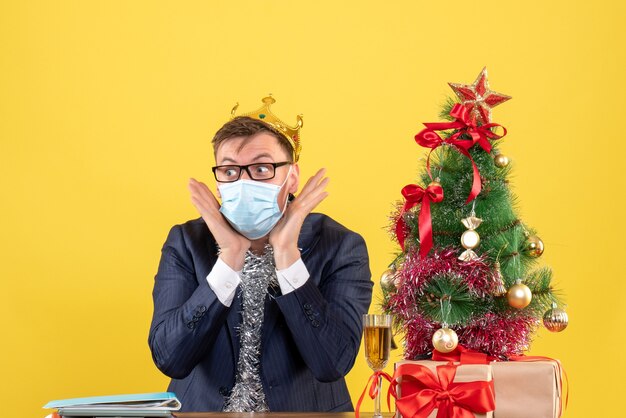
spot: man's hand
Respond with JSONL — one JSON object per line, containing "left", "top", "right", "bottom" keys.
{"left": 188, "top": 178, "right": 250, "bottom": 270}
{"left": 270, "top": 168, "right": 329, "bottom": 269}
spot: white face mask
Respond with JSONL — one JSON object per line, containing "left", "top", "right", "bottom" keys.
{"left": 218, "top": 166, "right": 291, "bottom": 240}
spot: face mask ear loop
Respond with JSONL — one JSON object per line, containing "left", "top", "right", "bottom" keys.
{"left": 279, "top": 165, "right": 293, "bottom": 214}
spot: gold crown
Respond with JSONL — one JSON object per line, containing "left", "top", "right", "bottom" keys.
{"left": 231, "top": 95, "right": 303, "bottom": 162}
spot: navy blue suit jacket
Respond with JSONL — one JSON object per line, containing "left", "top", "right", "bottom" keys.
{"left": 148, "top": 213, "right": 372, "bottom": 412}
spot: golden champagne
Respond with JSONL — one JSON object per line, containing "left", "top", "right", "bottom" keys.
{"left": 364, "top": 325, "right": 391, "bottom": 371}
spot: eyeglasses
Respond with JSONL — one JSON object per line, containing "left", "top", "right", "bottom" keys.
{"left": 211, "top": 161, "right": 291, "bottom": 183}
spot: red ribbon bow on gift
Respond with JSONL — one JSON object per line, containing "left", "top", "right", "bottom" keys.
{"left": 395, "top": 182, "right": 444, "bottom": 258}
{"left": 414, "top": 103, "right": 507, "bottom": 204}
{"left": 392, "top": 362, "right": 495, "bottom": 418}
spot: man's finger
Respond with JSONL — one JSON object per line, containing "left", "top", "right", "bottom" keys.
{"left": 298, "top": 190, "right": 329, "bottom": 213}
{"left": 299, "top": 168, "right": 327, "bottom": 196}
{"left": 189, "top": 178, "right": 219, "bottom": 209}
{"left": 296, "top": 177, "right": 330, "bottom": 206}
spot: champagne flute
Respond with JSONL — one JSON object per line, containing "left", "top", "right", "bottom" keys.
{"left": 363, "top": 314, "right": 392, "bottom": 418}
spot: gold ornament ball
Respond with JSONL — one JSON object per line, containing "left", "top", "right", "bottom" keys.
{"left": 428, "top": 180, "right": 442, "bottom": 188}
{"left": 543, "top": 307, "right": 569, "bottom": 332}
{"left": 432, "top": 327, "right": 459, "bottom": 353}
{"left": 507, "top": 282, "right": 532, "bottom": 309}
{"left": 494, "top": 153, "right": 510, "bottom": 168}
{"left": 524, "top": 235, "right": 545, "bottom": 257}
{"left": 461, "top": 229, "right": 480, "bottom": 250}
{"left": 380, "top": 269, "right": 397, "bottom": 292}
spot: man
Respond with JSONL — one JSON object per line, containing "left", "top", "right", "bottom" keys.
{"left": 148, "top": 96, "right": 372, "bottom": 412}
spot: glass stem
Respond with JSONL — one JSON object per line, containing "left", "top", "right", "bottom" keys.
{"left": 374, "top": 374, "right": 383, "bottom": 417}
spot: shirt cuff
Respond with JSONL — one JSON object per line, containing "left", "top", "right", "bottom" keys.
{"left": 276, "top": 258, "right": 310, "bottom": 295}
{"left": 206, "top": 258, "right": 241, "bottom": 307}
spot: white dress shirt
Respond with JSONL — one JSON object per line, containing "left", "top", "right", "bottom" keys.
{"left": 207, "top": 257, "right": 310, "bottom": 307}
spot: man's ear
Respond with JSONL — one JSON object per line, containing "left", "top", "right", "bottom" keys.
{"left": 288, "top": 163, "right": 300, "bottom": 194}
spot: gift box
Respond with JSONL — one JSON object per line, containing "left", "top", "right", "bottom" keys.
{"left": 393, "top": 358, "right": 564, "bottom": 418}
{"left": 490, "top": 359, "right": 563, "bottom": 418}
{"left": 394, "top": 360, "right": 495, "bottom": 418}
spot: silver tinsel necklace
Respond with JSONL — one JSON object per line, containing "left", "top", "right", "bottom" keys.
{"left": 222, "top": 245, "right": 277, "bottom": 412}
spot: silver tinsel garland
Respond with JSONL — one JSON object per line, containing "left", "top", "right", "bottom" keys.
{"left": 222, "top": 245, "right": 278, "bottom": 412}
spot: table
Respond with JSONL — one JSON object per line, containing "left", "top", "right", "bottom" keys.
{"left": 175, "top": 414, "right": 396, "bottom": 417}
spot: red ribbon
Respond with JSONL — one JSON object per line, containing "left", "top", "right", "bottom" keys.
{"left": 432, "top": 345, "right": 496, "bottom": 365}
{"left": 414, "top": 104, "right": 507, "bottom": 204}
{"left": 395, "top": 182, "right": 444, "bottom": 258}
{"left": 392, "top": 362, "right": 495, "bottom": 418}
{"left": 355, "top": 370, "right": 393, "bottom": 418}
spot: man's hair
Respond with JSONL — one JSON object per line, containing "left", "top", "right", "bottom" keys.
{"left": 212, "top": 116, "right": 295, "bottom": 162}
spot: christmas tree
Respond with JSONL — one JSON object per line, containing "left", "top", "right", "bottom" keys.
{"left": 382, "top": 68, "right": 568, "bottom": 360}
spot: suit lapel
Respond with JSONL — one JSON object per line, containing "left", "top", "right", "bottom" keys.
{"left": 261, "top": 215, "right": 320, "bottom": 350}
{"left": 297, "top": 214, "right": 319, "bottom": 259}
{"left": 261, "top": 289, "right": 281, "bottom": 352}
{"left": 199, "top": 239, "right": 243, "bottom": 362}
{"left": 226, "top": 291, "right": 242, "bottom": 362}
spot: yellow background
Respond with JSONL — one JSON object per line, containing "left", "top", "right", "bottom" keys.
{"left": 1, "top": 1, "right": 624, "bottom": 416}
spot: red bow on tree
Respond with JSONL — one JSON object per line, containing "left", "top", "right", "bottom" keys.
{"left": 414, "top": 103, "right": 507, "bottom": 204}
{"left": 431, "top": 345, "right": 496, "bottom": 364}
{"left": 392, "top": 362, "right": 495, "bottom": 418}
{"left": 395, "top": 182, "right": 444, "bottom": 258}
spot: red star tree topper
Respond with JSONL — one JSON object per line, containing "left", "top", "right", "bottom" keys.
{"left": 448, "top": 67, "right": 511, "bottom": 124}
